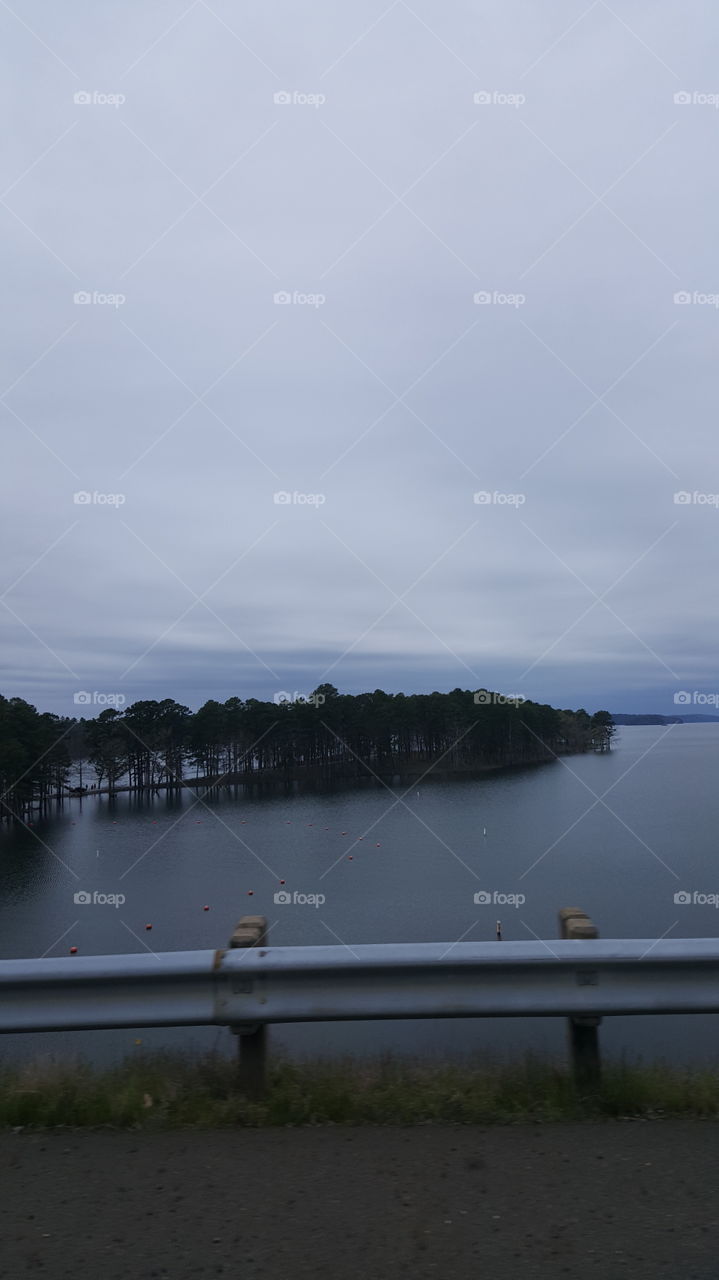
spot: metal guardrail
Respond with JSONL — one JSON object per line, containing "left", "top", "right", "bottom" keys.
{"left": 3, "top": 938, "right": 719, "bottom": 1034}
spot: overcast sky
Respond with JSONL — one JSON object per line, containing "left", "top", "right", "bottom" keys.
{"left": 2, "top": 0, "right": 717, "bottom": 718}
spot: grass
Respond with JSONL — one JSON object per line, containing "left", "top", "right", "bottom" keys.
{"left": 2, "top": 1051, "right": 719, "bottom": 1129}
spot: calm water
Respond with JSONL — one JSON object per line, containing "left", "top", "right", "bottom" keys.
{"left": 2, "top": 724, "right": 719, "bottom": 1065}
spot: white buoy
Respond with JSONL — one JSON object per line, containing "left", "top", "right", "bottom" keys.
{"left": 483, "top": 827, "right": 487, "bottom": 836}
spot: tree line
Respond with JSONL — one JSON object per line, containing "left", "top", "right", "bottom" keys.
{"left": 0, "top": 687, "right": 615, "bottom": 820}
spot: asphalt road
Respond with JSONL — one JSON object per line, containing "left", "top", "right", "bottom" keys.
{"left": 1, "top": 1122, "right": 717, "bottom": 1278}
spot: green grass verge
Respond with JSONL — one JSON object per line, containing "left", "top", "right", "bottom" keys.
{"left": 1, "top": 1052, "right": 719, "bottom": 1129}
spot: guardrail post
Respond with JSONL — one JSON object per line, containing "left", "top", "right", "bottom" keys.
{"left": 559, "top": 908, "right": 601, "bottom": 1092}
{"left": 229, "top": 915, "right": 268, "bottom": 1099}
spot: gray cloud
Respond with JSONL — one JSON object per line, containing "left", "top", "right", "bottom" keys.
{"left": 2, "top": 1, "right": 717, "bottom": 717}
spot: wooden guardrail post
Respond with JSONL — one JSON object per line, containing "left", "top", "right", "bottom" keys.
{"left": 559, "top": 907, "right": 601, "bottom": 1092}
{"left": 229, "top": 915, "right": 268, "bottom": 1098}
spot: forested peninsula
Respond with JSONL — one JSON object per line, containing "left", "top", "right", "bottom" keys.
{"left": 0, "top": 687, "right": 614, "bottom": 820}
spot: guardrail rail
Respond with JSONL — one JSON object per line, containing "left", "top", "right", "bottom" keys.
{"left": 2, "top": 910, "right": 717, "bottom": 1093}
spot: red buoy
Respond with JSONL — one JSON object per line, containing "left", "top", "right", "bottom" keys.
{"left": 70, "top": 946, "right": 78, "bottom": 954}
{"left": 203, "top": 905, "right": 210, "bottom": 911}
{"left": 145, "top": 924, "right": 152, "bottom": 930}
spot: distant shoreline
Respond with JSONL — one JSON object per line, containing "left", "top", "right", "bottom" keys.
{"left": 612, "top": 714, "right": 719, "bottom": 725}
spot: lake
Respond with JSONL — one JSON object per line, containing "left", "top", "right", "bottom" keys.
{"left": 2, "top": 724, "right": 719, "bottom": 1065}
